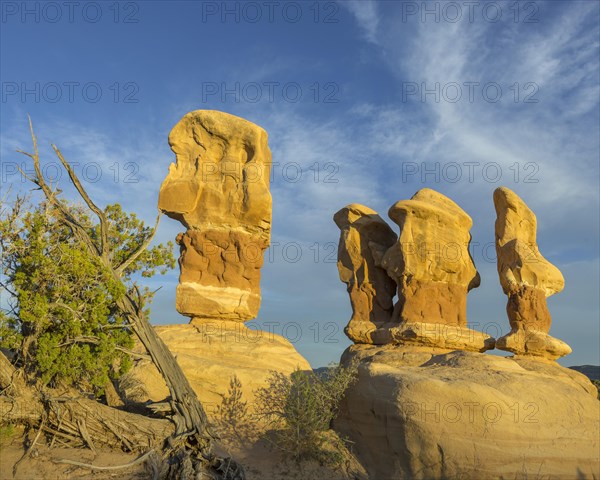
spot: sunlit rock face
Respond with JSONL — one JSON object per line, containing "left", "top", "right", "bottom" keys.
{"left": 493, "top": 187, "right": 571, "bottom": 360}
{"left": 334, "top": 204, "right": 398, "bottom": 344}
{"left": 137, "top": 111, "right": 312, "bottom": 412}
{"left": 334, "top": 189, "right": 493, "bottom": 352}
{"left": 120, "top": 323, "right": 312, "bottom": 414}
{"left": 382, "top": 188, "right": 481, "bottom": 328}
{"left": 334, "top": 345, "right": 599, "bottom": 480}
{"left": 159, "top": 110, "right": 272, "bottom": 321}
{"left": 332, "top": 188, "right": 593, "bottom": 480}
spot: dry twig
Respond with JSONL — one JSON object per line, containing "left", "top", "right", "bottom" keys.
{"left": 52, "top": 449, "right": 154, "bottom": 471}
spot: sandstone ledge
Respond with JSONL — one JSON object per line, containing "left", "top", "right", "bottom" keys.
{"left": 120, "top": 323, "right": 311, "bottom": 415}
{"left": 346, "top": 321, "right": 495, "bottom": 352}
{"left": 334, "top": 345, "right": 599, "bottom": 480}
{"left": 496, "top": 328, "right": 573, "bottom": 360}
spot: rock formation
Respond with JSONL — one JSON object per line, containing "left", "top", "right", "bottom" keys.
{"left": 136, "top": 110, "right": 311, "bottom": 413}
{"left": 120, "top": 323, "right": 311, "bottom": 415}
{"left": 334, "top": 204, "right": 398, "bottom": 343}
{"left": 382, "top": 188, "right": 481, "bottom": 325}
{"left": 382, "top": 189, "right": 493, "bottom": 351}
{"left": 334, "top": 189, "right": 494, "bottom": 352}
{"left": 159, "top": 110, "right": 272, "bottom": 321}
{"left": 333, "top": 187, "right": 597, "bottom": 479}
{"left": 334, "top": 345, "right": 599, "bottom": 480}
{"left": 493, "top": 187, "right": 571, "bottom": 360}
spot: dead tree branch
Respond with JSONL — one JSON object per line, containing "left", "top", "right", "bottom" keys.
{"left": 52, "top": 449, "right": 154, "bottom": 471}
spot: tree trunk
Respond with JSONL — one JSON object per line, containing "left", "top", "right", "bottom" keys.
{"left": 0, "top": 396, "right": 174, "bottom": 451}
{"left": 116, "top": 294, "right": 213, "bottom": 448}
{"left": 1, "top": 351, "right": 174, "bottom": 450}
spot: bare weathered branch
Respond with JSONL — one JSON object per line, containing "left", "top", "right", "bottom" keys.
{"left": 17, "top": 119, "right": 100, "bottom": 257}
{"left": 51, "top": 143, "right": 109, "bottom": 260}
{"left": 0, "top": 349, "right": 23, "bottom": 391}
{"left": 12, "top": 158, "right": 37, "bottom": 184}
{"left": 13, "top": 417, "right": 45, "bottom": 477}
{"left": 115, "top": 214, "right": 161, "bottom": 276}
{"left": 77, "top": 417, "right": 97, "bottom": 453}
{"left": 52, "top": 449, "right": 154, "bottom": 471}
{"left": 0, "top": 393, "right": 174, "bottom": 451}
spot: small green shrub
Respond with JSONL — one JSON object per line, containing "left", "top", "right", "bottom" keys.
{"left": 216, "top": 374, "right": 254, "bottom": 442}
{"left": 254, "top": 360, "right": 359, "bottom": 466}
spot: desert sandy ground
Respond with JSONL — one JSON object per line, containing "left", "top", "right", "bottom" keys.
{"left": 1, "top": 425, "right": 364, "bottom": 480}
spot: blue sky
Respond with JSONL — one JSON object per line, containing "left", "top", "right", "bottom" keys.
{"left": 1, "top": 0, "right": 598, "bottom": 368}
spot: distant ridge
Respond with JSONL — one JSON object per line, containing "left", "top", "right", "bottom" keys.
{"left": 569, "top": 365, "right": 600, "bottom": 381}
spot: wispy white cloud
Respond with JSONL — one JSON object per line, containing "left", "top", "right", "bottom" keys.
{"left": 366, "top": 2, "right": 599, "bottom": 218}
{"left": 343, "top": 0, "right": 380, "bottom": 45}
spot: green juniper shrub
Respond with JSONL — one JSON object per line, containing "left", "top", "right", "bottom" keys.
{"left": 254, "top": 360, "right": 359, "bottom": 466}
{"left": 0, "top": 197, "right": 175, "bottom": 397}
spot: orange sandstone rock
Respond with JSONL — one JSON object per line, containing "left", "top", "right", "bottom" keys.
{"left": 159, "top": 110, "right": 272, "bottom": 321}
{"left": 334, "top": 189, "right": 493, "bottom": 352}
{"left": 334, "top": 204, "right": 398, "bottom": 343}
{"left": 493, "top": 187, "right": 571, "bottom": 360}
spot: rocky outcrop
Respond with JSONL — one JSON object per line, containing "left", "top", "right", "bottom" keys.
{"left": 382, "top": 188, "right": 481, "bottom": 327}
{"left": 174, "top": 229, "right": 266, "bottom": 321}
{"left": 120, "top": 322, "right": 311, "bottom": 415}
{"left": 147, "top": 110, "right": 311, "bottom": 415}
{"left": 159, "top": 110, "right": 272, "bottom": 321}
{"left": 383, "top": 189, "right": 492, "bottom": 352}
{"left": 332, "top": 187, "right": 593, "bottom": 480}
{"left": 334, "top": 204, "right": 398, "bottom": 344}
{"left": 334, "top": 345, "right": 600, "bottom": 480}
{"left": 493, "top": 187, "right": 571, "bottom": 360}
{"left": 334, "top": 189, "right": 493, "bottom": 352}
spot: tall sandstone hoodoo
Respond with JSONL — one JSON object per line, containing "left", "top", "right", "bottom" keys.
{"left": 383, "top": 188, "right": 480, "bottom": 326}
{"left": 158, "top": 110, "right": 273, "bottom": 322}
{"left": 334, "top": 204, "right": 398, "bottom": 344}
{"left": 493, "top": 186, "right": 571, "bottom": 360}
{"left": 381, "top": 189, "right": 493, "bottom": 351}
{"left": 122, "top": 111, "right": 310, "bottom": 412}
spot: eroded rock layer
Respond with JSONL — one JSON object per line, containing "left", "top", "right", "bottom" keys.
{"left": 334, "top": 204, "right": 398, "bottom": 343}
{"left": 494, "top": 187, "right": 570, "bottom": 360}
{"left": 382, "top": 188, "right": 480, "bottom": 327}
{"left": 159, "top": 110, "right": 272, "bottom": 321}
{"left": 334, "top": 189, "right": 492, "bottom": 352}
